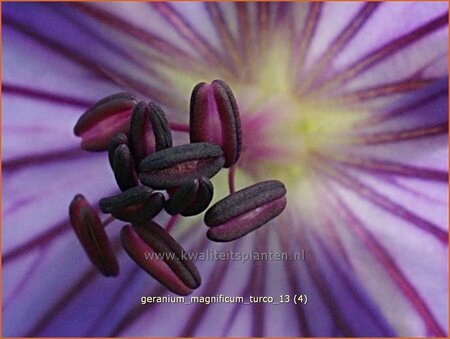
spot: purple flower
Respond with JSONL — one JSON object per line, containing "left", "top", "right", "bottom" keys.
{"left": 3, "top": 2, "right": 448, "bottom": 336}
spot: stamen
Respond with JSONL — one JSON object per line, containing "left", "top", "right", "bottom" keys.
{"left": 130, "top": 101, "right": 173, "bottom": 164}
{"left": 205, "top": 180, "right": 286, "bottom": 226}
{"left": 181, "top": 177, "right": 214, "bottom": 217}
{"left": 68, "top": 80, "right": 288, "bottom": 292}
{"left": 130, "top": 101, "right": 154, "bottom": 163}
{"left": 204, "top": 180, "right": 287, "bottom": 241}
{"left": 120, "top": 223, "right": 200, "bottom": 295}
{"left": 228, "top": 165, "right": 236, "bottom": 194}
{"left": 102, "top": 214, "right": 116, "bottom": 227}
{"left": 190, "top": 80, "right": 242, "bottom": 168}
{"left": 111, "top": 144, "right": 139, "bottom": 191}
{"left": 165, "top": 179, "right": 200, "bottom": 216}
{"left": 120, "top": 225, "right": 191, "bottom": 295}
{"left": 206, "top": 197, "right": 287, "bottom": 242}
{"left": 74, "top": 92, "right": 136, "bottom": 151}
{"left": 148, "top": 102, "right": 173, "bottom": 151}
{"left": 168, "top": 122, "right": 190, "bottom": 132}
{"left": 69, "top": 194, "right": 119, "bottom": 276}
{"left": 164, "top": 177, "right": 213, "bottom": 217}
{"left": 164, "top": 214, "right": 180, "bottom": 233}
{"left": 107, "top": 132, "right": 128, "bottom": 167}
{"left": 99, "top": 186, "right": 164, "bottom": 223}
{"left": 139, "top": 142, "right": 225, "bottom": 188}
{"left": 134, "top": 222, "right": 201, "bottom": 289}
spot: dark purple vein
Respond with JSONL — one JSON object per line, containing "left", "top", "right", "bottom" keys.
{"left": 3, "top": 201, "right": 116, "bottom": 264}
{"left": 3, "top": 146, "right": 85, "bottom": 172}
{"left": 26, "top": 267, "right": 99, "bottom": 336}
{"left": 313, "top": 13, "right": 448, "bottom": 93}
{"left": 335, "top": 78, "right": 433, "bottom": 103}
{"left": 25, "top": 238, "right": 121, "bottom": 336}
{"left": 313, "top": 233, "right": 395, "bottom": 335}
{"left": 4, "top": 16, "right": 112, "bottom": 80}
{"left": 86, "top": 266, "right": 140, "bottom": 336}
{"left": 251, "top": 230, "right": 267, "bottom": 337}
{"left": 71, "top": 3, "right": 197, "bottom": 69}
{"left": 322, "top": 182, "right": 446, "bottom": 336}
{"left": 181, "top": 242, "right": 235, "bottom": 336}
{"left": 291, "top": 2, "right": 322, "bottom": 79}
{"left": 235, "top": 2, "right": 252, "bottom": 74}
{"left": 274, "top": 2, "right": 292, "bottom": 25}
{"left": 151, "top": 2, "right": 234, "bottom": 74}
{"left": 300, "top": 3, "right": 380, "bottom": 92}
{"left": 3, "top": 221, "right": 69, "bottom": 264}
{"left": 352, "top": 123, "right": 448, "bottom": 144}
{"left": 107, "top": 285, "right": 166, "bottom": 336}
{"left": 3, "top": 83, "right": 94, "bottom": 108}
{"left": 3, "top": 249, "right": 48, "bottom": 310}
{"left": 51, "top": 4, "right": 165, "bottom": 80}
{"left": 361, "top": 88, "right": 448, "bottom": 126}
{"left": 4, "top": 15, "right": 174, "bottom": 106}
{"left": 256, "top": 2, "right": 271, "bottom": 53}
{"left": 221, "top": 274, "right": 253, "bottom": 336}
{"left": 295, "top": 229, "right": 355, "bottom": 336}
{"left": 313, "top": 158, "right": 448, "bottom": 244}
{"left": 278, "top": 226, "right": 311, "bottom": 336}
{"left": 315, "top": 151, "right": 448, "bottom": 181}
{"left": 206, "top": 2, "right": 241, "bottom": 72}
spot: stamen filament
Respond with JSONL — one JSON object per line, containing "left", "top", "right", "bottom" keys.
{"left": 165, "top": 214, "right": 180, "bottom": 233}
{"left": 228, "top": 165, "right": 236, "bottom": 194}
{"left": 102, "top": 215, "right": 116, "bottom": 228}
{"left": 169, "top": 122, "right": 190, "bottom": 132}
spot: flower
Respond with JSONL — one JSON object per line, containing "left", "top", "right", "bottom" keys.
{"left": 3, "top": 2, "right": 448, "bottom": 336}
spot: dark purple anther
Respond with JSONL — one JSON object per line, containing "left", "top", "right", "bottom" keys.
{"left": 74, "top": 93, "right": 136, "bottom": 151}
{"left": 69, "top": 194, "right": 119, "bottom": 276}
{"left": 166, "top": 177, "right": 214, "bottom": 216}
{"left": 111, "top": 144, "right": 139, "bottom": 191}
{"left": 190, "top": 79, "right": 241, "bottom": 168}
{"left": 204, "top": 180, "right": 287, "bottom": 242}
{"left": 120, "top": 222, "right": 201, "bottom": 295}
{"left": 148, "top": 102, "right": 173, "bottom": 151}
{"left": 130, "top": 101, "right": 173, "bottom": 164}
{"left": 108, "top": 132, "right": 129, "bottom": 167}
{"left": 181, "top": 177, "right": 214, "bottom": 216}
{"left": 133, "top": 222, "right": 201, "bottom": 289}
{"left": 139, "top": 142, "right": 225, "bottom": 189}
{"left": 165, "top": 179, "right": 200, "bottom": 216}
{"left": 99, "top": 186, "right": 164, "bottom": 223}
{"left": 130, "top": 101, "right": 153, "bottom": 163}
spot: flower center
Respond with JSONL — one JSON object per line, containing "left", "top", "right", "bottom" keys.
{"left": 157, "top": 35, "right": 367, "bottom": 186}
{"left": 235, "top": 85, "right": 364, "bottom": 186}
